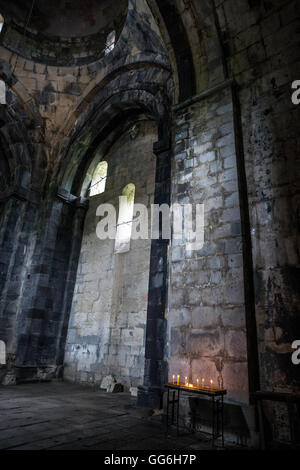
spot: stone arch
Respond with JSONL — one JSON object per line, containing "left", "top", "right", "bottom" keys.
{"left": 58, "top": 59, "right": 170, "bottom": 146}
{"left": 57, "top": 86, "right": 170, "bottom": 197}
{"left": 54, "top": 81, "right": 172, "bottom": 393}
{"left": 63, "top": 114, "right": 170, "bottom": 392}
{"left": 147, "top": 0, "right": 196, "bottom": 103}
{"left": 147, "top": 0, "right": 227, "bottom": 101}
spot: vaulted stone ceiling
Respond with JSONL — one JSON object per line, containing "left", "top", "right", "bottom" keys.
{"left": 0, "top": 0, "right": 128, "bottom": 65}
{"left": 0, "top": 0, "right": 128, "bottom": 37}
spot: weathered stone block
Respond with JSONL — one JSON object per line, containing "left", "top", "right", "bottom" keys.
{"left": 187, "top": 329, "right": 224, "bottom": 357}
{"left": 225, "top": 330, "right": 248, "bottom": 360}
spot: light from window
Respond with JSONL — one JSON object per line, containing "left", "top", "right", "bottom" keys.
{"left": 90, "top": 161, "right": 108, "bottom": 197}
{"left": 115, "top": 183, "right": 135, "bottom": 253}
{"left": 0, "top": 340, "right": 5, "bottom": 365}
{"left": 105, "top": 30, "right": 116, "bottom": 55}
{"left": 0, "top": 14, "right": 3, "bottom": 33}
{"left": 0, "top": 80, "right": 5, "bottom": 105}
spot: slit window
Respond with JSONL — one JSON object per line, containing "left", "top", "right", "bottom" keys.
{"left": 104, "top": 30, "right": 116, "bottom": 55}
{"left": 0, "top": 340, "right": 5, "bottom": 365}
{"left": 115, "top": 183, "right": 135, "bottom": 253}
{"left": 0, "top": 14, "right": 3, "bottom": 33}
{"left": 0, "top": 80, "right": 6, "bottom": 105}
{"left": 90, "top": 161, "right": 108, "bottom": 197}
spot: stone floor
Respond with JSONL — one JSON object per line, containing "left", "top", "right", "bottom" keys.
{"left": 0, "top": 381, "right": 230, "bottom": 451}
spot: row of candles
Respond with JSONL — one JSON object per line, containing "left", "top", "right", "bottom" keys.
{"left": 172, "top": 375, "right": 215, "bottom": 391}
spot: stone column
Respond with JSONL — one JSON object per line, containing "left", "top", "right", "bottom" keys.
{"left": 0, "top": 188, "right": 39, "bottom": 384}
{"left": 137, "top": 137, "right": 171, "bottom": 409}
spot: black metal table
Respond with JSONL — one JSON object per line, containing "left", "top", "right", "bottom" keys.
{"left": 165, "top": 383, "right": 227, "bottom": 448}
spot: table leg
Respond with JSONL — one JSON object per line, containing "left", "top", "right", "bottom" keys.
{"left": 172, "top": 391, "right": 175, "bottom": 424}
{"left": 287, "top": 401, "right": 296, "bottom": 446}
{"left": 221, "top": 395, "right": 224, "bottom": 448}
{"left": 257, "top": 400, "right": 266, "bottom": 450}
{"left": 212, "top": 396, "right": 215, "bottom": 448}
{"left": 177, "top": 389, "right": 180, "bottom": 436}
{"left": 166, "top": 387, "right": 170, "bottom": 436}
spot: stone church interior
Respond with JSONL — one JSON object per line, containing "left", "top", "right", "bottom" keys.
{"left": 0, "top": 0, "right": 299, "bottom": 452}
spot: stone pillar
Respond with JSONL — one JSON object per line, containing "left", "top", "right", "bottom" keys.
{"left": 55, "top": 197, "right": 89, "bottom": 366}
{"left": 137, "top": 137, "right": 171, "bottom": 409}
{"left": 0, "top": 188, "right": 40, "bottom": 384}
{"left": 13, "top": 192, "right": 88, "bottom": 382}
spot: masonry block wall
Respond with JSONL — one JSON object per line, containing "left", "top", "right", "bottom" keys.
{"left": 208, "top": 0, "right": 300, "bottom": 401}
{"left": 64, "top": 121, "right": 157, "bottom": 389}
{"left": 222, "top": 0, "right": 300, "bottom": 395}
{"left": 169, "top": 86, "right": 249, "bottom": 404}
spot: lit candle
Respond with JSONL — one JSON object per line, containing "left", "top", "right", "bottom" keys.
{"left": 185, "top": 377, "right": 187, "bottom": 386}
{"left": 177, "top": 375, "right": 180, "bottom": 385}
{"left": 172, "top": 375, "right": 175, "bottom": 384}
{"left": 189, "top": 384, "right": 193, "bottom": 388}
{"left": 210, "top": 379, "right": 213, "bottom": 391}
{"left": 202, "top": 378, "right": 205, "bottom": 388}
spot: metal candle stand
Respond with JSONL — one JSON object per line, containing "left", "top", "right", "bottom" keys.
{"left": 165, "top": 383, "right": 227, "bottom": 448}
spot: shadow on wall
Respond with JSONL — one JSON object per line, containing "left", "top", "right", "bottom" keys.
{"left": 188, "top": 397, "right": 251, "bottom": 446}
{"left": 168, "top": 395, "right": 259, "bottom": 447}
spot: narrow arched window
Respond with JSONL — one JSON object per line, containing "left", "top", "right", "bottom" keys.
{"left": 89, "top": 161, "right": 108, "bottom": 197}
{"left": 105, "top": 30, "right": 116, "bottom": 55}
{"left": 115, "top": 183, "right": 135, "bottom": 253}
{"left": 0, "top": 80, "right": 6, "bottom": 105}
{"left": 0, "top": 340, "right": 6, "bottom": 365}
{"left": 0, "top": 14, "right": 4, "bottom": 33}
